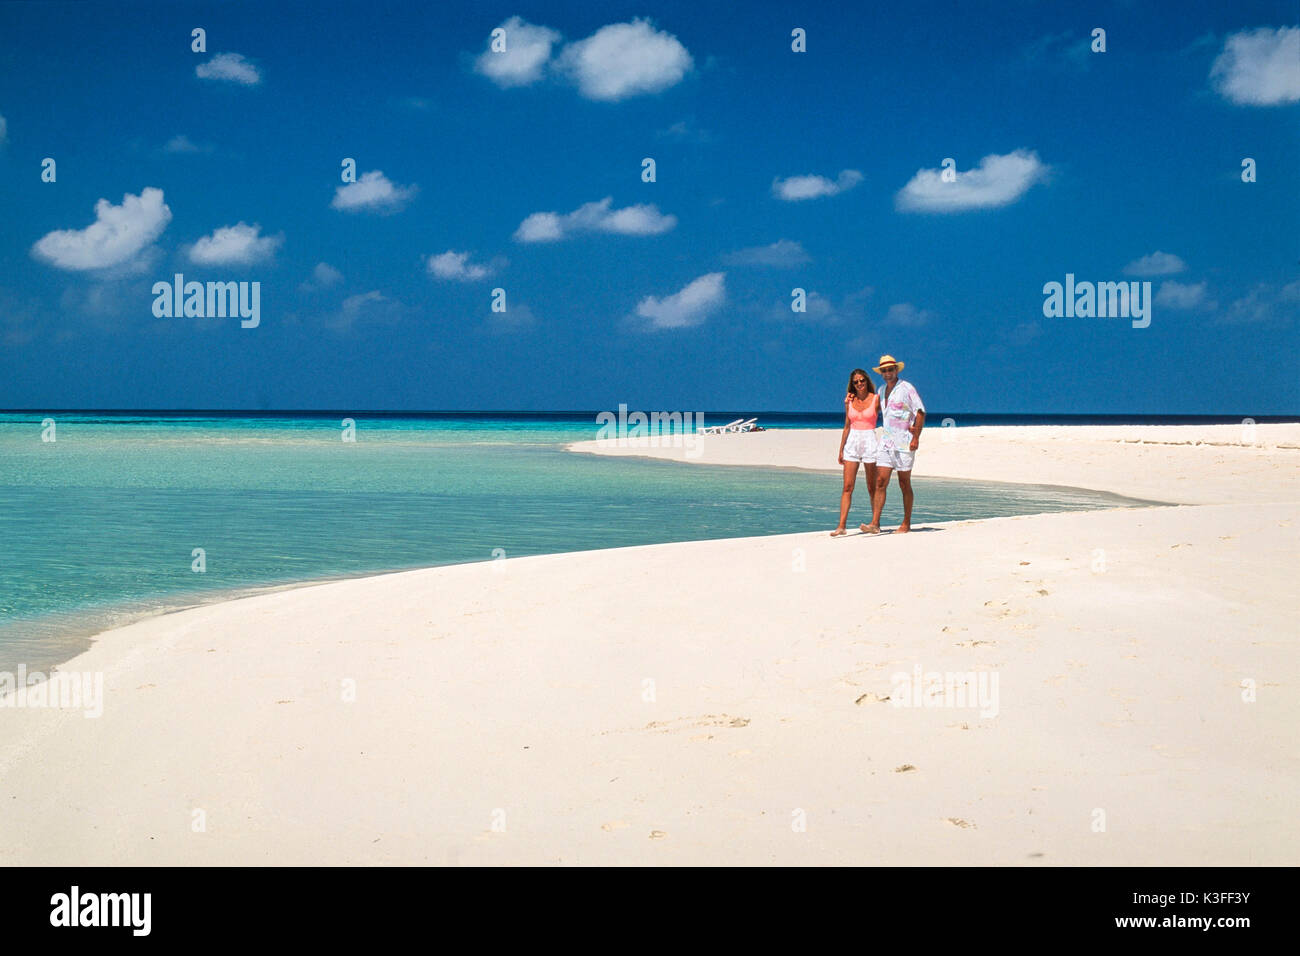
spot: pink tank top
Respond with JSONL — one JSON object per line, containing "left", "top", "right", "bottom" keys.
{"left": 847, "top": 395, "right": 878, "bottom": 430}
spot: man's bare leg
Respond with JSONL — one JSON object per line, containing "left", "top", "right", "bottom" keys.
{"left": 896, "top": 469, "right": 914, "bottom": 533}
{"left": 861, "top": 466, "right": 892, "bottom": 533}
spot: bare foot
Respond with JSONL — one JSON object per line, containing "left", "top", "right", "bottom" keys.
{"left": 859, "top": 523, "right": 881, "bottom": 534}
{"left": 896, "top": 523, "right": 911, "bottom": 534}
{"left": 829, "top": 527, "right": 847, "bottom": 537}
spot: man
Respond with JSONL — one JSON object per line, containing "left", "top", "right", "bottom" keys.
{"left": 861, "top": 355, "right": 925, "bottom": 534}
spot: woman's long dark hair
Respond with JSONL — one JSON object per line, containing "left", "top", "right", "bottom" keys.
{"left": 846, "top": 368, "right": 876, "bottom": 398}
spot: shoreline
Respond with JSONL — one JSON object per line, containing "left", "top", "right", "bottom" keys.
{"left": 568, "top": 423, "right": 1300, "bottom": 506}
{"left": 5, "top": 472, "right": 1144, "bottom": 676}
{"left": 573, "top": 448, "right": 1175, "bottom": 504}
{"left": 1, "top": 423, "right": 1296, "bottom": 865}
{"left": 4, "top": 431, "right": 1163, "bottom": 676}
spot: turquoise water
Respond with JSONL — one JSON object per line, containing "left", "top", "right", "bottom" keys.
{"left": 0, "top": 414, "right": 1152, "bottom": 671}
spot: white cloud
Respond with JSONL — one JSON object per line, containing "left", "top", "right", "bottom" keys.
{"left": 514, "top": 211, "right": 564, "bottom": 242}
{"left": 1022, "top": 31, "right": 1093, "bottom": 69}
{"left": 312, "top": 262, "right": 343, "bottom": 286}
{"left": 164, "top": 134, "right": 207, "bottom": 154}
{"left": 1124, "top": 251, "right": 1186, "bottom": 276}
{"left": 772, "top": 169, "right": 862, "bottom": 201}
{"left": 58, "top": 278, "right": 150, "bottom": 318}
{"left": 883, "top": 303, "right": 934, "bottom": 327}
{"left": 1007, "top": 321, "right": 1043, "bottom": 346}
{"left": 31, "top": 187, "right": 172, "bottom": 271}
{"left": 342, "top": 290, "right": 384, "bottom": 313}
{"left": 634, "top": 272, "right": 725, "bottom": 330}
{"left": 778, "top": 286, "right": 872, "bottom": 325}
{"left": 188, "top": 222, "right": 283, "bottom": 266}
{"left": 656, "top": 119, "right": 711, "bottom": 143}
{"left": 723, "top": 239, "right": 811, "bottom": 267}
{"left": 514, "top": 196, "right": 676, "bottom": 242}
{"left": 300, "top": 262, "right": 343, "bottom": 292}
{"left": 331, "top": 170, "right": 417, "bottom": 213}
{"left": 195, "top": 52, "right": 262, "bottom": 86}
{"left": 92, "top": 245, "right": 164, "bottom": 280}
{"left": 1220, "top": 280, "right": 1300, "bottom": 324}
{"left": 799, "top": 291, "right": 839, "bottom": 323}
{"left": 475, "top": 17, "right": 561, "bottom": 88}
{"left": 485, "top": 302, "right": 537, "bottom": 331}
{"left": 896, "top": 150, "right": 1048, "bottom": 213}
{"left": 557, "top": 19, "right": 692, "bottom": 101}
{"left": 1155, "top": 280, "right": 1210, "bottom": 309}
{"left": 323, "top": 290, "right": 407, "bottom": 331}
{"left": 426, "top": 250, "right": 493, "bottom": 281}
{"left": 602, "top": 203, "right": 676, "bottom": 234}
{"left": 1210, "top": 27, "right": 1300, "bottom": 106}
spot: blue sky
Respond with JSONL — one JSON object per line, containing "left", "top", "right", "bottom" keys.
{"left": 1, "top": 0, "right": 1297, "bottom": 413}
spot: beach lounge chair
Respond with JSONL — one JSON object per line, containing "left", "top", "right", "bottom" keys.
{"left": 697, "top": 418, "right": 743, "bottom": 436}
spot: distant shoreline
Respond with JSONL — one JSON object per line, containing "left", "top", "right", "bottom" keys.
{"left": 3, "top": 409, "right": 1299, "bottom": 425}
{"left": 569, "top": 422, "right": 1300, "bottom": 506}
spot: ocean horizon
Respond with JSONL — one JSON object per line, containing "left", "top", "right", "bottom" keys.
{"left": 6, "top": 410, "right": 1300, "bottom": 425}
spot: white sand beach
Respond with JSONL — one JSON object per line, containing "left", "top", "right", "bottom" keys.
{"left": 1, "top": 424, "right": 1296, "bottom": 865}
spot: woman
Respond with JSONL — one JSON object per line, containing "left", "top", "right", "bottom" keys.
{"left": 830, "top": 368, "right": 879, "bottom": 536}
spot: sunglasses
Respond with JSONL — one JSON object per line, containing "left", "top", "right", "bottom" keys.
{"left": 852, "top": 379, "right": 867, "bottom": 385}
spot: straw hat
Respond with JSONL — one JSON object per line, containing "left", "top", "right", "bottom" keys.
{"left": 873, "top": 355, "right": 904, "bottom": 373}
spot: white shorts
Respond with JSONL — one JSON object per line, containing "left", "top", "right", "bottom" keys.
{"left": 876, "top": 443, "right": 915, "bottom": 472}
{"left": 842, "top": 429, "right": 877, "bottom": 463}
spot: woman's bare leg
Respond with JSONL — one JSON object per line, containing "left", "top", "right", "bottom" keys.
{"left": 831, "top": 461, "right": 858, "bottom": 535}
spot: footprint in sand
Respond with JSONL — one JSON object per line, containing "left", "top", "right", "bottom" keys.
{"left": 601, "top": 821, "right": 630, "bottom": 832}
{"left": 894, "top": 764, "right": 917, "bottom": 773}
{"left": 646, "top": 714, "right": 750, "bottom": 732}
{"left": 944, "top": 817, "right": 976, "bottom": 829}
{"left": 649, "top": 830, "right": 667, "bottom": 840}
{"left": 855, "top": 692, "right": 890, "bottom": 705}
